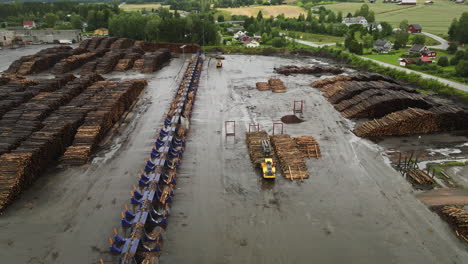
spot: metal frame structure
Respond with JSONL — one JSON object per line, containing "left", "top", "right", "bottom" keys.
{"left": 225, "top": 121, "right": 236, "bottom": 137}
{"left": 272, "top": 122, "right": 284, "bottom": 135}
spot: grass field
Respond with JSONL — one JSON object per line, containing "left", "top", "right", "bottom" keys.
{"left": 218, "top": 5, "right": 306, "bottom": 18}
{"left": 321, "top": 0, "right": 468, "bottom": 35}
{"left": 120, "top": 3, "right": 170, "bottom": 11}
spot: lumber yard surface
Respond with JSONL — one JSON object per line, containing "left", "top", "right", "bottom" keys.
{"left": 0, "top": 53, "right": 466, "bottom": 264}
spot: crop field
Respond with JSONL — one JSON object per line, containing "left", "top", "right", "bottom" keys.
{"left": 218, "top": 5, "right": 306, "bottom": 18}
{"left": 120, "top": 3, "right": 170, "bottom": 11}
{"left": 321, "top": 0, "right": 468, "bottom": 35}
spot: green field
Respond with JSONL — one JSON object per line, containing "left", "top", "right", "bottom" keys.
{"left": 321, "top": 0, "right": 468, "bottom": 35}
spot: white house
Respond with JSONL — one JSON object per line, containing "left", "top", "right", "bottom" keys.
{"left": 245, "top": 40, "right": 260, "bottom": 48}
{"left": 233, "top": 31, "right": 247, "bottom": 39}
{"left": 342, "top": 16, "right": 368, "bottom": 27}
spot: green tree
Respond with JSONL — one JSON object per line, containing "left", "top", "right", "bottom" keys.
{"left": 257, "top": 10, "right": 263, "bottom": 21}
{"left": 306, "top": 10, "right": 312, "bottom": 22}
{"left": 455, "top": 12, "right": 468, "bottom": 44}
{"left": 337, "top": 11, "right": 343, "bottom": 23}
{"left": 455, "top": 60, "right": 468, "bottom": 77}
{"left": 380, "top": 22, "right": 393, "bottom": 37}
{"left": 272, "top": 37, "right": 286, "bottom": 47}
{"left": 70, "top": 15, "right": 82, "bottom": 30}
{"left": 448, "top": 18, "right": 458, "bottom": 41}
{"left": 399, "top": 19, "right": 409, "bottom": 32}
{"left": 217, "top": 14, "right": 225, "bottom": 22}
{"left": 348, "top": 39, "right": 363, "bottom": 55}
{"left": 394, "top": 31, "right": 409, "bottom": 49}
{"left": 447, "top": 43, "right": 458, "bottom": 54}
{"left": 44, "top": 13, "right": 58, "bottom": 28}
{"left": 412, "top": 34, "right": 425, "bottom": 45}
{"left": 437, "top": 57, "right": 449, "bottom": 67}
{"left": 145, "top": 16, "right": 161, "bottom": 41}
{"left": 362, "top": 34, "right": 374, "bottom": 49}
{"left": 327, "top": 12, "right": 336, "bottom": 23}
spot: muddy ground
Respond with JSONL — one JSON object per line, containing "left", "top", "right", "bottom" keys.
{"left": 0, "top": 53, "right": 467, "bottom": 263}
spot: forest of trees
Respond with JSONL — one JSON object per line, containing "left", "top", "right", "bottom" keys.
{"left": 108, "top": 10, "right": 219, "bottom": 45}
{"left": 0, "top": 2, "right": 118, "bottom": 30}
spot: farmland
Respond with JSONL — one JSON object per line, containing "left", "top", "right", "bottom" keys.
{"left": 120, "top": 3, "right": 170, "bottom": 11}
{"left": 218, "top": 5, "right": 306, "bottom": 18}
{"left": 321, "top": 0, "right": 468, "bottom": 35}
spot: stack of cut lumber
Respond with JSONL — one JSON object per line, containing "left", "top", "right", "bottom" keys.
{"left": 354, "top": 108, "right": 437, "bottom": 137}
{"left": 293, "top": 136, "right": 321, "bottom": 158}
{"left": 256, "top": 82, "right": 270, "bottom": 91}
{"left": 406, "top": 168, "right": 435, "bottom": 186}
{"left": 0, "top": 152, "right": 34, "bottom": 211}
{"left": 268, "top": 78, "right": 286, "bottom": 93}
{"left": 245, "top": 131, "right": 276, "bottom": 166}
{"left": 275, "top": 65, "right": 343, "bottom": 75}
{"left": 439, "top": 206, "right": 468, "bottom": 242}
{"left": 270, "top": 134, "right": 309, "bottom": 179}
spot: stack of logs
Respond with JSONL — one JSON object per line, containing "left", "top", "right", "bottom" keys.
{"left": 245, "top": 131, "right": 276, "bottom": 167}
{"left": 114, "top": 48, "right": 144, "bottom": 72}
{"left": 293, "top": 136, "right": 321, "bottom": 158}
{"left": 406, "top": 168, "right": 435, "bottom": 186}
{"left": 312, "top": 74, "right": 468, "bottom": 137}
{"left": 270, "top": 134, "right": 309, "bottom": 179}
{"left": 436, "top": 206, "right": 468, "bottom": 242}
{"left": 62, "top": 79, "right": 147, "bottom": 164}
{"left": 52, "top": 51, "right": 102, "bottom": 74}
{"left": 96, "top": 51, "right": 126, "bottom": 74}
{"left": 140, "top": 49, "right": 172, "bottom": 73}
{"left": 255, "top": 78, "right": 286, "bottom": 93}
{"left": 275, "top": 65, "right": 344, "bottom": 75}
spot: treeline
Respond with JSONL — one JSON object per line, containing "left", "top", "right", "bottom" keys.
{"left": 109, "top": 10, "right": 219, "bottom": 45}
{"left": 0, "top": 2, "right": 118, "bottom": 30}
{"left": 448, "top": 12, "right": 468, "bottom": 44}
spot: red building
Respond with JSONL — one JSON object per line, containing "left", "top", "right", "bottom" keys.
{"left": 408, "top": 24, "right": 422, "bottom": 33}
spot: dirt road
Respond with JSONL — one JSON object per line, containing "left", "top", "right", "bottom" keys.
{"left": 162, "top": 55, "right": 467, "bottom": 263}
{"left": 0, "top": 54, "right": 466, "bottom": 263}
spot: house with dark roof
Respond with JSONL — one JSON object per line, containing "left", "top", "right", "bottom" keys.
{"left": 408, "top": 44, "right": 436, "bottom": 57}
{"left": 408, "top": 24, "right": 422, "bottom": 33}
{"left": 373, "top": 39, "right": 392, "bottom": 53}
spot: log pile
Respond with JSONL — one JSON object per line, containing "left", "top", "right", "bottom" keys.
{"left": 406, "top": 168, "right": 435, "bottom": 186}
{"left": 430, "top": 105, "right": 468, "bottom": 131}
{"left": 311, "top": 73, "right": 397, "bottom": 88}
{"left": 80, "top": 61, "right": 97, "bottom": 76}
{"left": 114, "top": 51, "right": 143, "bottom": 72}
{"left": 275, "top": 65, "right": 343, "bottom": 75}
{"left": 52, "top": 52, "right": 101, "bottom": 74}
{"left": 96, "top": 37, "right": 118, "bottom": 50}
{"left": 0, "top": 74, "right": 101, "bottom": 155}
{"left": 140, "top": 49, "right": 172, "bottom": 73}
{"left": 437, "top": 206, "right": 468, "bottom": 242}
{"left": 340, "top": 90, "right": 432, "bottom": 118}
{"left": 78, "top": 38, "right": 92, "bottom": 50}
{"left": 132, "top": 59, "right": 144, "bottom": 71}
{"left": 6, "top": 46, "right": 76, "bottom": 75}
{"left": 270, "top": 134, "right": 309, "bottom": 179}
{"left": 268, "top": 78, "right": 286, "bottom": 93}
{"left": 293, "top": 136, "right": 321, "bottom": 158}
{"left": 353, "top": 108, "right": 437, "bottom": 137}
{"left": 245, "top": 131, "right": 276, "bottom": 166}
{"left": 110, "top": 38, "right": 134, "bottom": 50}
{"left": 96, "top": 51, "right": 125, "bottom": 74}
{"left": 334, "top": 89, "right": 385, "bottom": 112}
{"left": 0, "top": 74, "right": 103, "bottom": 212}
{"left": 62, "top": 79, "right": 147, "bottom": 164}
{"left": 87, "top": 37, "right": 105, "bottom": 51}
{"left": 256, "top": 82, "right": 270, "bottom": 91}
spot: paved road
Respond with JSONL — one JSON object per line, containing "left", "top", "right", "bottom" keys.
{"left": 292, "top": 38, "right": 468, "bottom": 93}
{"left": 287, "top": 37, "right": 335, "bottom": 48}
{"left": 422, "top": 32, "right": 449, "bottom": 50}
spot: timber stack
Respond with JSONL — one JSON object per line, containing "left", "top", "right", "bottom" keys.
{"left": 270, "top": 134, "right": 309, "bottom": 179}
{"left": 406, "top": 168, "right": 435, "bottom": 187}
{"left": 245, "top": 131, "right": 276, "bottom": 167}
{"left": 275, "top": 65, "right": 343, "bottom": 75}
{"left": 293, "top": 136, "right": 321, "bottom": 158}
{"left": 436, "top": 206, "right": 468, "bottom": 243}
{"left": 268, "top": 78, "right": 287, "bottom": 93}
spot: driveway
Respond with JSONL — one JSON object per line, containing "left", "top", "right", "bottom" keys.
{"left": 422, "top": 32, "right": 449, "bottom": 50}
{"left": 287, "top": 37, "right": 335, "bottom": 48}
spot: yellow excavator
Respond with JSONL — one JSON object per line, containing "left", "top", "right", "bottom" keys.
{"left": 260, "top": 140, "right": 276, "bottom": 179}
{"left": 216, "top": 59, "right": 223, "bottom": 68}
